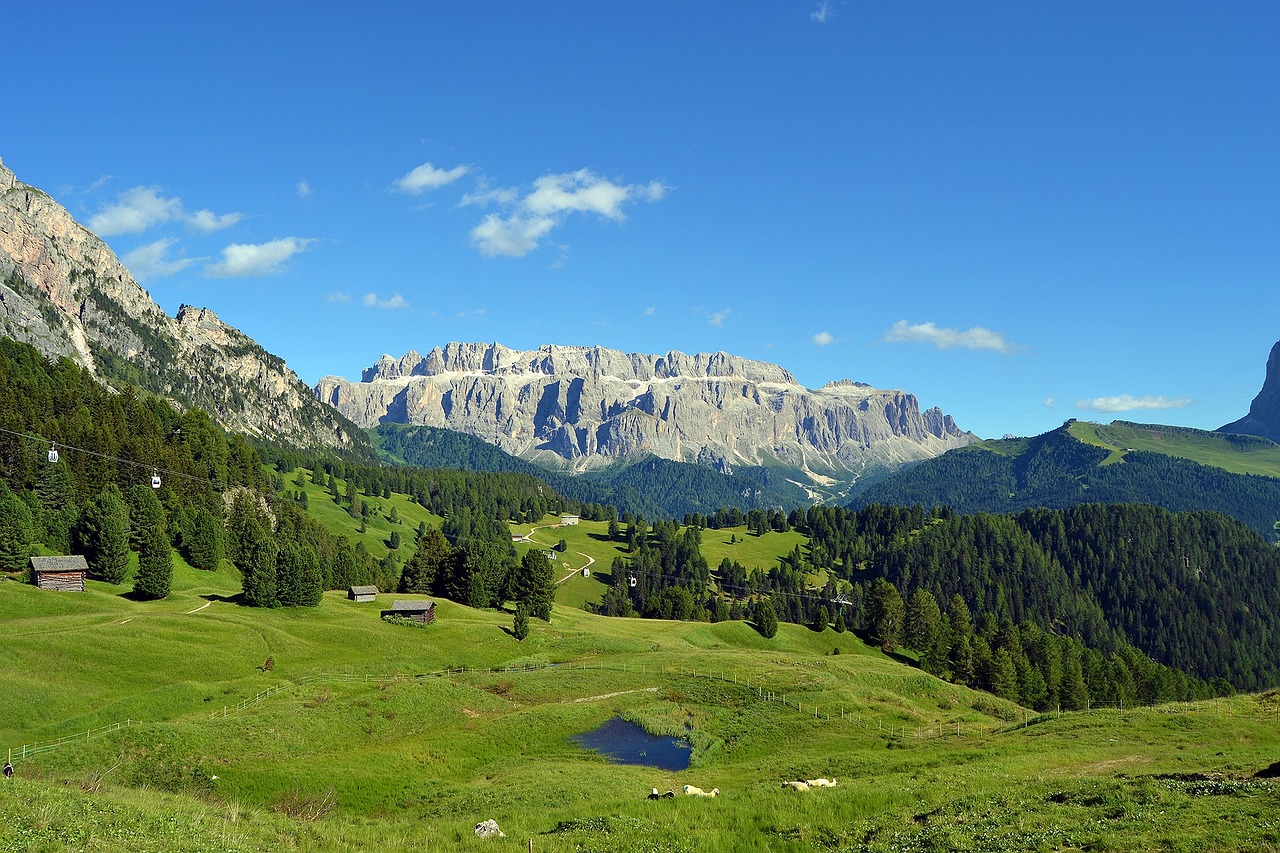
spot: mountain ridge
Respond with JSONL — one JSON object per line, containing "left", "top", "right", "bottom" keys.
{"left": 0, "top": 155, "right": 369, "bottom": 456}
{"left": 1219, "top": 339, "right": 1280, "bottom": 443}
{"left": 317, "top": 342, "right": 976, "bottom": 482}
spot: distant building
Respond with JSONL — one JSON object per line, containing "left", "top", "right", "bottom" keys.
{"left": 560, "top": 514, "right": 580, "bottom": 526}
{"left": 381, "top": 599, "right": 436, "bottom": 625}
{"left": 348, "top": 585, "right": 379, "bottom": 602}
{"left": 30, "top": 556, "right": 88, "bottom": 592}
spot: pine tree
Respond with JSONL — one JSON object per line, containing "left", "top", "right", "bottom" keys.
{"left": 753, "top": 598, "right": 779, "bottom": 638}
{"left": 514, "top": 549, "right": 554, "bottom": 620}
{"left": 77, "top": 485, "right": 131, "bottom": 584}
{"left": 513, "top": 603, "right": 530, "bottom": 640}
{"left": 0, "top": 485, "right": 35, "bottom": 574}
{"left": 133, "top": 518, "right": 172, "bottom": 600}
{"left": 865, "top": 577, "right": 905, "bottom": 652}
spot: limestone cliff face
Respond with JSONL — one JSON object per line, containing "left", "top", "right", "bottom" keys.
{"left": 1220, "top": 340, "right": 1280, "bottom": 443}
{"left": 317, "top": 343, "right": 977, "bottom": 477}
{"left": 0, "top": 156, "right": 362, "bottom": 452}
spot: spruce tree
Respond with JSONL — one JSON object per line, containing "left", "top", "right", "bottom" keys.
{"left": 77, "top": 485, "right": 131, "bottom": 584}
{"left": 753, "top": 598, "right": 779, "bottom": 638}
{"left": 0, "top": 485, "right": 35, "bottom": 575}
{"left": 133, "top": 519, "right": 172, "bottom": 600}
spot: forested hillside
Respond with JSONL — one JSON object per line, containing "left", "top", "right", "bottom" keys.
{"left": 372, "top": 423, "right": 807, "bottom": 520}
{"left": 850, "top": 423, "right": 1280, "bottom": 538}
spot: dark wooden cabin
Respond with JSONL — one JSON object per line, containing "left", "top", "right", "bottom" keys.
{"left": 381, "top": 599, "right": 436, "bottom": 624}
{"left": 30, "top": 556, "right": 88, "bottom": 592}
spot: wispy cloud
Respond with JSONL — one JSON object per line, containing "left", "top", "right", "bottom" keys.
{"left": 811, "top": 1, "right": 836, "bottom": 23}
{"left": 464, "top": 169, "right": 668, "bottom": 257}
{"left": 187, "top": 209, "right": 244, "bottom": 234}
{"left": 122, "top": 238, "right": 202, "bottom": 282}
{"left": 326, "top": 292, "right": 351, "bottom": 303}
{"left": 1075, "top": 395, "right": 1193, "bottom": 413}
{"left": 362, "top": 292, "right": 411, "bottom": 310}
{"left": 89, "top": 185, "right": 243, "bottom": 236}
{"left": 205, "top": 237, "right": 313, "bottom": 277}
{"left": 644, "top": 306, "right": 655, "bottom": 316}
{"left": 297, "top": 180, "right": 313, "bottom": 199}
{"left": 709, "top": 308, "right": 732, "bottom": 327}
{"left": 812, "top": 331, "right": 834, "bottom": 346}
{"left": 883, "top": 320, "right": 1016, "bottom": 354}
{"left": 395, "top": 162, "right": 470, "bottom": 195}
{"left": 89, "top": 187, "right": 183, "bottom": 235}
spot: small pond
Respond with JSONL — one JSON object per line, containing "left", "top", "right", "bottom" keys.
{"left": 572, "top": 716, "right": 692, "bottom": 771}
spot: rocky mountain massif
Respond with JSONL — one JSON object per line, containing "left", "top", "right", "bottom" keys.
{"left": 1220, "top": 339, "right": 1280, "bottom": 443}
{"left": 0, "top": 156, "right": 365, "bottom": 454}
{"left": 316, "top": 343, "right": 977, "bottom": 486}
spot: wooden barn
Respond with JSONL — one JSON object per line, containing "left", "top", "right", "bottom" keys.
{"left": 348, "top": 585, "right": 379, "bottom": 602}
{"left": 30, "top": 556, "right": 88, "bottom": 592}
{"left": 381, "top": 599, "right": 436, "bottom": 624}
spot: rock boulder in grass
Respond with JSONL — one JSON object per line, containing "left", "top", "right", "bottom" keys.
{"left": 473, "top": 819, "right": 505, "bottom": 838}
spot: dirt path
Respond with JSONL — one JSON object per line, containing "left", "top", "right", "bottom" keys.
{"left": 572, "top": 687, "right": 659, "bottom": 703}
{"left": 185, "top": 601, "right": 212, "bottom": 615}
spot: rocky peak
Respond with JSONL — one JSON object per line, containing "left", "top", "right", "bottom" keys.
{"left": 316, "top": 341, "right": 976, "bottom": 479}
{"left": 1219, "top": 340, "right": 1280, "bottom": 443}
{"left": 0, "top": 155, "right": 366, "bottom": 454}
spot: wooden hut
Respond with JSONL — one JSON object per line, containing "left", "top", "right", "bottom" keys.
{"left": 30, "top": 556, "right": 88, "bottom": 592}
{"left": 348, "top": 584, "right": 379, "bottom": 602}
{"left": 381, "top": 599, "right": 436, "bottom": 625}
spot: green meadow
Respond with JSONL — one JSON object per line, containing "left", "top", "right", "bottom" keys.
{"left": 2, "top": 534, "right": 1279, "bottom": 852}
{"left": 1068, "top": 420, "right": 1280, "bottom": 477}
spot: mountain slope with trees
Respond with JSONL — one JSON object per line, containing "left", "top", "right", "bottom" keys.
{"left": 849, "top": 421, "right": 1280, "bottom": 538}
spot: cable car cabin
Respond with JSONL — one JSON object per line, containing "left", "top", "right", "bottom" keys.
{"left": 30, "top": 556, "right": 88, "bottom": 592}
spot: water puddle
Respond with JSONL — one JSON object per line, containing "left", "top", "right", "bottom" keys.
{"left": 572, "top": 716, "right": 692, "bottom": 771}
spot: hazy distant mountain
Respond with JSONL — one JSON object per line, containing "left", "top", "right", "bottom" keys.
{"left": 1219, "top": 339, "right": 1280, "bottom": 443}
{"left": 0, "top": 156, "right": 367, "bottom": 455}
{"left": 850, "top": 419, "right": 1280, "bottom": 537}
{"left": 317, "top": 342, "right": 977, "bottom": 490}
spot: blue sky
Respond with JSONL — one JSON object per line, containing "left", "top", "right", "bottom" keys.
{"left": 4, "top": 2, "right": 1277, "bottom": 439}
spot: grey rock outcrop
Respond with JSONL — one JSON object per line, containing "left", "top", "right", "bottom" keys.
{"left": 0, "top": 155, "right": 361, "bottom": 452}
{"left": 1220, "top": 340, "right": 1280, "bottom": 443}
{"left": 317, "top": 342, "right": 977, "bottom": 478}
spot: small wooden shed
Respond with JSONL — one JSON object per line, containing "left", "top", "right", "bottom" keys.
{"left": 381, "top": 599, "right": 436, "bottom": 625}
{"left": 348, "top": 584, "right": 379, "bottom": 602}
{"left": 31, "top": 556, "right": 88, "bottom": 592}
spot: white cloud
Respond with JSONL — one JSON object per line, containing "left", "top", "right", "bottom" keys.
{"left": 187, "top": 208, "right": 244, "bottom": 234}
{"left": 709, "top": 308, "right": 732, "bottom": 327}
{"left": 811, "top": 1, "right": 835, "bottom": 23}
{"left": 883, "top": 320, "right": 1016, "bottom": 354}
{"left": 465, "top": 169, "right": 668, "bottom": 257}
{"left": 471, "top": 213, "right": 559, "bottom": 258}
{"left": 89, "top": 185, "right": 243, "bottom": 236}
{"left": 1075, "top": 395, "right": 1193, "bottom": 413}
{"left": 205, "top": 237, "right": 313, "bottom": 277}
{"left": 812, "top": 331, "right": 834, "bottom": 346}
{"left": 644, "top": 306, "right": 655, "bottom": 316}
{"left": 326, "top": 292, "right": 351, "bottom": 303}
{"left": 362, "top": 292, "right": 411, "bottom": 310}
{"left": 395, "top": 162, "right": 470, "bottom": 195}
{"left": 89, "top": 186, "right": 182, "bottom": 236}
{"left": 297, "top": 181, "right": 312, "bottom": 198}
{"left": 122, "top": 238, "right": 201, "bottom": 282}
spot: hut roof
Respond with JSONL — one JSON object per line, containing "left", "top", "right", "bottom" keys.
{"left": 349, "top": 585, "right": 379, "bottom": 596}
{"left": 387, "top": 599, "right": 435, "bottom": 612}
{"left": 30, "top": 556, "right": 89, "bottom": 573}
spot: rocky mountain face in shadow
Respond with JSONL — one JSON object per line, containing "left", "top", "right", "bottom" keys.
{"left": 316, "top": 342, "right": 977, "bottom": 482}
{"left": 1220, "top": 340, "right": 1280, "bottom": 443}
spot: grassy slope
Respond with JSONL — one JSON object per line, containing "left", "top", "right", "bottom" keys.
{"left": 1067, "top": 420, "right": 1280, "bottom": 477}
{"left": 3, "top": 547, "right": 1279, "bottom": 851}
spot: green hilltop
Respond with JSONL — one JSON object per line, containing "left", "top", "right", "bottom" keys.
{"left": 851, "top": 419, "right": 1280, "bottom": 539}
